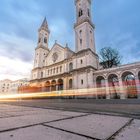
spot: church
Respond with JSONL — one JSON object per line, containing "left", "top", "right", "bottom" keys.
{"left": 30, "top": 0, "right": 140, "bottom": 99}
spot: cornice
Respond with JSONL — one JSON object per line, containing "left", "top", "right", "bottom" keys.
{"left": 74, "top": 18, "right": 95, "bottom": 29}
{"left": 35, "top": 46, "right": 50, "bottom": 51}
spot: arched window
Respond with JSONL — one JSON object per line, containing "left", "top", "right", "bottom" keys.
{"left": 79, "top": 9, "right": 83, "bottom": 17}
{"left": 44, "top": 37, "right": 47, "bottom": 43}
{"left": 41, "top": 72, "right": 43, "bottom": 78}
{"left": 81, "top": 79, "right": 83, "bottom": 85}
{"left": 56, "top": 67, "right": 59, "bottom": 73}
{"left": 38, "top": 38, "right": 41, "bottom": 43}
{"left": 80, "top": 39, "right": 82, "bottom": 45}
{"left": 60, "top": 66, "right": 62, "bottom": 73}
{"left": 69, "top": 63, "right": 73, "bottom": 71}
{"left": 88, "top": 9, "right": 90, "bottom": 17}
{"left": 81, "top": 59, "right": 83, "bottom": 64}
{"left": 53, "top": 68, "right": 55, "bottom": 74}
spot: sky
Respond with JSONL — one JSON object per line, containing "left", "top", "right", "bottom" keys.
{"left": 0, "top": 0, "right": 140, "bottom": 80}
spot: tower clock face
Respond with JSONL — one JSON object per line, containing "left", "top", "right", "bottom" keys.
{"left": 52, "top": 52, "right": 58, "bottom": 62}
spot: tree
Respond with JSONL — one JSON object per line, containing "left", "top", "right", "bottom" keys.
{"left": 99, "top": 47, "right": 121, "bottom": 69}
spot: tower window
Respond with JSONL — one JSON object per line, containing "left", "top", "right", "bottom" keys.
{"left": 81, "top": 59, "right": 83, "bottom": 64}
{"left": 38, "top": 38, "right": 41, "bottom": 43}
{"left": 44, "top": 37, "right": 47, "bottom": 43}
{"left": 79, "top": 30, "right": 82, "bottom": 37}
{"left": 80, "top": 39, "right": 82, "bottom": 45}
{"left": 88, "top": 9, "right": 90, "bottom": 17}
{"left": 79, "top": 9, "right": 83, "bottom": 17}
{"left": 81, "top": 80, "right": 84, "bottom": 85}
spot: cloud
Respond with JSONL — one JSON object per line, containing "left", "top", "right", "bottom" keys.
{"left": 0, "top": 55, "right": 32, "bottom": 80}
{"left": 94, "top": 0, "right": 140, "bottom": 64}
{"left": 0, "top": 32, "right": 35, "bottom": 62}
{"left": 0, "top": 32, "right": 34, "bottom": 80}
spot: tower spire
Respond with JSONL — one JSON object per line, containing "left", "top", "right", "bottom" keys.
{"left": 41, "top": 17, "right": 48, "bottom": 28}
{"left": 39, "top": 17, "right": 50, "bottom": 33}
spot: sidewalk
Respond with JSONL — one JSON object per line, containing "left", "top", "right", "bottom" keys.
{"left": 0, "top": 104, "right": 139, "bottom": 140}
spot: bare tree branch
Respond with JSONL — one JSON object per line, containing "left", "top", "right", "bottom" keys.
{"left": 99, "top": 47, "right": 122, "bottom": 69}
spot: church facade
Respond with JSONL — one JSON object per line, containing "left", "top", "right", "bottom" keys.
{"left": 30, "top": 0, "right": 140, "bottom": 99}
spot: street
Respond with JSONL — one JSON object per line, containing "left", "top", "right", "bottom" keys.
{"left": 1, "top": 99, "right": 140, "bottom": 119}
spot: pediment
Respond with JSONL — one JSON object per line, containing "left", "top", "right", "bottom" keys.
{"left": 45, "top": 43, "right": 65, "bottom": 65}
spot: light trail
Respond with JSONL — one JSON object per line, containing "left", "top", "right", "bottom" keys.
{"left": 0, "top": 85, "right": 139, "bottom": 101}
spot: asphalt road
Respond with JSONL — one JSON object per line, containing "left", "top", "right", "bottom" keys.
{"left": 1, "top": 99, "right": 140, "bottom": 119}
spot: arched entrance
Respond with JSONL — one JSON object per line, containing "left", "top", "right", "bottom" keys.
{"left": 69, "top": 79, "right": 73, "bottom": 89}
{"left": 51, "top": 80, "right": 56, "bottom": 91}
{"left": 108, "top": 74, "right": 120, "bottom": 99}
{"left": 96, "top": 76, "right": 106, "bottom": 99}
{"left": 45, "top": 81, "right": 51, "bottom": 92}
{"left": 58, "top": 79, "right": 63, "bottom": 91}
{"left": 122, "top": 71, "right": 137, "bottom": 98}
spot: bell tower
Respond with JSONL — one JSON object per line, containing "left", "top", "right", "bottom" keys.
{"left": 37, "top": 17, "right": 50, "bottom": 49}
{"left": 34, "top": 17, "right": 50, "bottom": 68}
{"left": 74, "top": 0, "right": 96, "bottom": 53}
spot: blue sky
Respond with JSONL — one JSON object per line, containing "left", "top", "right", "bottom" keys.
{"left": 0, "top": 0, "right": 140, "bottom": 80}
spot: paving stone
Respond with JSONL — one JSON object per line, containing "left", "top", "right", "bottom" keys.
{"left": 0, "top": 114, "right": 71, "bottom": 132}
{"left": 0, "top": 105, "right": 86, "bottom": 132}
{"left": 0, "top": 125, "right": 90, "bottom": 140}
{"left": 114, "top": 119, "right": 140, "bottom": 140}
{"left": 47, "top": 114, "right": 131, "bottom": 140}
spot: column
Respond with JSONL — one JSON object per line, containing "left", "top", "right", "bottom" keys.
{"left": 63, "top": 78, "right": 67, "bottom": 90}
{"left": 135, "top": 75, "right": 140, "bottom": 99}
{"left": 56, "top": 85, "right": 59, "bottom": 91}
{"left": 105, "top": 79, "right": 110, "bottom": 99}
{"left": 93, "top": 77, "right": 98, "bottom": 99}
{"left": 118, "top": 78, "right": 126, "bottom": 99}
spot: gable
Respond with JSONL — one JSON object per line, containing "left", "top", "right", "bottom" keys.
{"left": 45, "top": 43, "right": 65, "bottom": 66}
